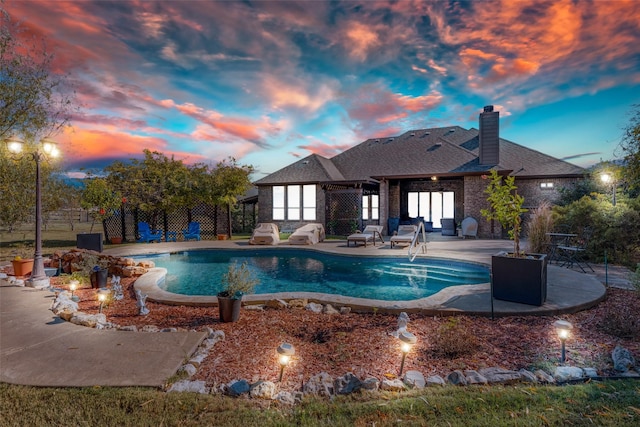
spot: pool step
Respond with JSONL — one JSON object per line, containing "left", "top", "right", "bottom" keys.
{"left": 373, "top": 264, "right": 489, "bottom": 284}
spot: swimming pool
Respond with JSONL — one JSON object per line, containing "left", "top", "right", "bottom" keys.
{"left": 141, "top": 249, "right": 490, "bottom": 301}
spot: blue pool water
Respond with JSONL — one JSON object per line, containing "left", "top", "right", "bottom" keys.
{"left": 141, "top": 249, "right": 490, "bottom": 301}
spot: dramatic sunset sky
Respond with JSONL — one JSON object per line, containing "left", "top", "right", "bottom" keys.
{"left": 7, "top": 0, "right": 640, "bottom": 177}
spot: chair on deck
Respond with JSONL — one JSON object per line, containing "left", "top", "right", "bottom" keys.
{"left": 182, "top": 222, "right": 201, "bottom": 241}
{"left": 390, "top": 224, "right": 417, "bottom": 248}
{"left": 137, "top": 221, "right": 162, "bottom": 243}
{"left": 461, "top": 217, "right": 478, "bottom": 239}
{"left": 249, "top": 223, "right": 280, "bottom": 245}
{"left": 289, "top": 223, "right": 326, "bottom": 245}
{"left": 557, "top": 227, "right": 594, "bottom": 273}
{"left": 347, "top": 225, "right": 384, "bottom": 247}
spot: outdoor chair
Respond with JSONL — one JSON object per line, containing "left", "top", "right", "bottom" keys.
{"left": 556, "top": 228, "right": 594, "bottom": 273}
{"left": 137, "top": 221, "right": 162, "bottom": 243}
{"left": 289, "top": 223, "right": 326, "bottom": 245}
{"left": 182, "top": 222, "right": 201, "bottom": 241}
{"left": 347, "top": 225, "right": 384, "bottom": 247}
{"left": 249, "top": 223, "right": 280, "bottom": 245}
{"left": 390, "top": 224, "right": 417, "bottom": 248}
{"left": 461, "top": 217, "right": 478, "bottom": 239}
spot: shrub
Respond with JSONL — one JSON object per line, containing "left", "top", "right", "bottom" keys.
{"left": 632, "top": 263, "right": 640, "bottom": 293}
{"left": 430, "top": 317, "right": 479, "bottom": 358}
{"left": 526, "top": 200, "right": 554, "bottom": 254}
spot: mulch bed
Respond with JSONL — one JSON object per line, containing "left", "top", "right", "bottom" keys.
{"left": 52, "top": 276, "right": 640, "bottom": 390}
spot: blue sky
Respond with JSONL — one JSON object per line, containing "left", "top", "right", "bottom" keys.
{"left": 7, "top": 0, "right": 640, "bottom": 178}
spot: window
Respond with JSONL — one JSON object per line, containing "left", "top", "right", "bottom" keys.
{"left": 540, "top": 182, "right": 554, "bottom": 189}
{"left": 407, "top": 191, "right": 454, "bottom": 228}
{"left": 272, "top": 184, "right": 316, "bottom": 220}
{"left": 362, "top": 194, "right": 379, "bottom": 220}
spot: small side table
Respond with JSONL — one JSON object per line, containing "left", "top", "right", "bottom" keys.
{"left": 166, "top": 231, "right": 178, "bottom": 242}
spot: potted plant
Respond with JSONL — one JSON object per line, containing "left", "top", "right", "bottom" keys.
{"left": 217, "top": 261, "right": 259, "bottom": 322}
{"left": 480, "top": 170, "right": 547, "bottom": 306}
{"left": 110, "top": 236, "right": 123, "bottom": 244}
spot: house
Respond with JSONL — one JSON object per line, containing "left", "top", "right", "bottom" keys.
{"left": 254, "top": 106, "right": 585, "bottom": 238}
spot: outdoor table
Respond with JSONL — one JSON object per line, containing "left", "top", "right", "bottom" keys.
{"left": 546, "top": 232, "right": 577, "bottom": 263}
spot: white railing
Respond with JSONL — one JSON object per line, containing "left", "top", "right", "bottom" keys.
{"left": 408, "top": 221, "right": 428, "bottom": 262}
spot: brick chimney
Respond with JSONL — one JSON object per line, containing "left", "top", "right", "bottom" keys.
{"left": 479, "top": 105, "right": 499, "bottom": 165}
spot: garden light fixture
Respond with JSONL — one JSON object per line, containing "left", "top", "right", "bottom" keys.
{"left": 69, "top": 280, "right": 79, "bottom": 302}
{"left": 4, "top": 136, "right": 60, "bottom": 289}
{"left": 553, "top": 320, "right": 573, "bottom": 363}
{"left": 398, "top": 331, "right": 417, "bottom": 376}
{"left": 277, "top": 342, "right": 295, "bottom": 382}
{"left": 98, "top": 292, "right": 107, "bottom": 314}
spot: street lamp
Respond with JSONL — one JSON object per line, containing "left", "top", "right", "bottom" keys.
{"left": 5, "top": 137, "right": 60, "bottom": 289}
{"left": 600, "top": 173, "right": 616, "bottom": 206}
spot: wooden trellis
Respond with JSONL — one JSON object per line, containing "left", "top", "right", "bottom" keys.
{"left": 325, "top": 190, "right": 361, "bottom": 236}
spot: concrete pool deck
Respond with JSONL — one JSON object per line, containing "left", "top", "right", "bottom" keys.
{"left": 106, "top": 235, "right": 609, "bottom": 317}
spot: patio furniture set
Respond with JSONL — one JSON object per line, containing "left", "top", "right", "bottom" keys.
{"left": 137, "top": 221, "right": 201, "bottom": 243}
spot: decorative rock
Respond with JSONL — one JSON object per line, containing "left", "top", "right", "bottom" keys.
{"left": 478, "top": 367, "right": 522, "bottom": 384}
{"left": 305, "top": 302, "right": 323, "bottom": 313}
{"left": 381, "top": 378, "right": 406, "bottom": 391}
{"left": 554, "top": 366, "right": 584, "bottom": 382}
{"left": 464, "top": 370, "right": 488, "bottom": 385}
{"left": 189, "top": 353, "right": 207, "bottom": 367}
{"left": 534, "top": 369, "right": 555, "bottom": 384}
{"left": 58, "top": 311, "right": 75, "bottom": 322}
{"left": 288, "top": 299, "right": 308, "bottom": 309}
{"left": 118, "top": 325, "right": 138, "bottom": 332}
{"left": 141, "top": 325, "right": 159, "bottom": 333}
{"left": 70, "top": 312, "right": 107, "bottom": 328}
{"left": 265, "top": 299, "right": 289, "bottom": 310}
{"left": 361, "top": 376, "right": 380, "bottom": 391}
{"left": 167, "top": 380, "right": 208, "bottom": 394}
{"left": 180, "top": 364, "right": 197, "bottom": 377}
{"left": 249, "top": 381, "right": 277, "bottom": 399}
{"left": 50, "top": 293, "right": 79, "bottom": 316}
{"left": 137, "top": 260, "right": 155, "bottom": 268}
{"left": 303, "top": 372, "right": 334, "bottom": 396}
{"left": 620, "top": 370, "right": 640, "bottom": 377}
{"left": 517, "top": 369, "right": 538, "bottom": 383}
{"left": 403, "top": 370, "right": 426, "bottom": 389}
{"left": 323, "top": 304, "right": 339, "bottom": 315}
{"left": 225, "top": 379, "right": 250, "bottom": 397}
{"left": 583, "top": 368, "right": 598, "bottom": 378}
{"left": 426, "top": 375, "right": 446, "bottom": 386}
{"left": 446, "top": 370, "right": 468, "bottom": 386}
{"left": 612, "top": 345, "right": 636, "bottom": 373}
{"left": 274, "top": 391, "right": 295, "bottom": 405}
{"left": 334, "top": 372, "right": 363, "bottom": 395}
{"left": 339, "top": 306, "right": 351, "bottom": 315}
{"left": 243, "top": 304, "right": 264, "bottom": 311}
{"left": 209, "top": 330, "right": 226, "bottom": 342}
{"left": 161, "top": 328, "right": 178, "bottom": 332}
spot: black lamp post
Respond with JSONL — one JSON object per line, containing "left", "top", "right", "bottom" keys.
{"left": 5, "top": 137, "right": 59, "bottom": 288}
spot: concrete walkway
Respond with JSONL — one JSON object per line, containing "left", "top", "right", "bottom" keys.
{"left": 0, "top": 285, "right": 205, "bottom": 387}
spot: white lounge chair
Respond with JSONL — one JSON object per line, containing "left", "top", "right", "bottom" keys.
{"left": 390, "top": 224, "right": 417, "bottom": 248}
{"left": 347, "top": 225, "right": 384, "bottom": 247}
{"left": 249, "top": 223, "right": 280, "bottom": 245}
{"left": 288, "top": 223, "right": 325, "bottom": 245}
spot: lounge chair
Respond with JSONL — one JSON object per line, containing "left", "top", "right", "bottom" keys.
{"left": 347, "top": 225, "right": 384, "bottom": 247}
{"left": 137, "top": 221, "right": 162, "bottom": 243}
{"left": 182, "top": 222, "right": 201, "bottom": 241}
{"left": 390, "top": 224, "right": 417, "bottom": 248}
{"left": 288, "top": 223, "right": 326, "bottom": 245}
{"left": 461, "top": 217, "right": 478, "bottom": 239}
{"left": 249, "top": 223, "right": 280, "bottom": 245}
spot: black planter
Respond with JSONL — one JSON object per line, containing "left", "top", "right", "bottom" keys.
{"left": 77, "top": 233, "right": 103, "bottom": 252}
{"left": 90, "top": 268, "right": 108, "bottom": 289}
{"left": 217, "top": 294, "right": 242, "bottom": 322}
{"left": 491, "top": 253, "right": 547, "bottom": 306}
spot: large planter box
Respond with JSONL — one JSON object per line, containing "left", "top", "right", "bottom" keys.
{"left": 12, "top": 259, "right": 34, "bottom": 277}
{"left": 217, "top": 295, "right": 242, "bottom": 322}
{"left": 491, "top": 253, "right": 547, "bottom": 306}
{"left": 77, "top": 233, "right": 103, "bottom": 252}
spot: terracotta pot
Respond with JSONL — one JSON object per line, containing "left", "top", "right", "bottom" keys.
{"left": 12, "top": 259, "right": 34, "bottom": 277}
{"left": 217, "top": 234, "right": 228, "bottom": 240}
{"left": 110, "top": 237, "right": 123, "bottom": 244}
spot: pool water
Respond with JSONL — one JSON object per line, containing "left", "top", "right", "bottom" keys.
{"left": 141, "top": 249, "right": 490, "bottom": 301}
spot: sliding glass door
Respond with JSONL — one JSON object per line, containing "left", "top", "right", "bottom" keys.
{"left": 407, "top": 191, "right": 454, "bottom": 228}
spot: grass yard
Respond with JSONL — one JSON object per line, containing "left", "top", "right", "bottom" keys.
{"left": 1, "top": 381, "right": 639, "bottom": 426}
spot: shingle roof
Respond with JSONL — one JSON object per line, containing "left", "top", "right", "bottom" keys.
{"left": 256, "top": 125, "right": 585, "bottom": 185}
{"left": 254, "top": 154, "right": 345, "bottom": 185}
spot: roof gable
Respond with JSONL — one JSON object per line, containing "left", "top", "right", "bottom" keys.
{"left": 254, "top": 154, "right": 345, "bottom": 185}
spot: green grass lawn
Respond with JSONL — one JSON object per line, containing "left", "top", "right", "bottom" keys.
{"left": 1, "top": 381, "right": 639, "bottom": 426}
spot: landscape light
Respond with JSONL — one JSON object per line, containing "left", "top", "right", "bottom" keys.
{"left": 98, "top": 292, "right": 107, "bottom": 313}
{"left": 398, "top": 331, "right": 417, "bottom": 376}
{"left": 277, "top": 342, "right": 295, "bottom": 382}
{"left": 553, "top": 320, "right": 573, "bottom": 363}
{"left": 69, "top": 280, "right": 79, "bottom": 302}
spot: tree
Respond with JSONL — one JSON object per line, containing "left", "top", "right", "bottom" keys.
{"left": 80, "top": 177, "right": 121, "bottom": 232}
{"left": 618, "top": 104, "right": 640, "bottom": 196}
